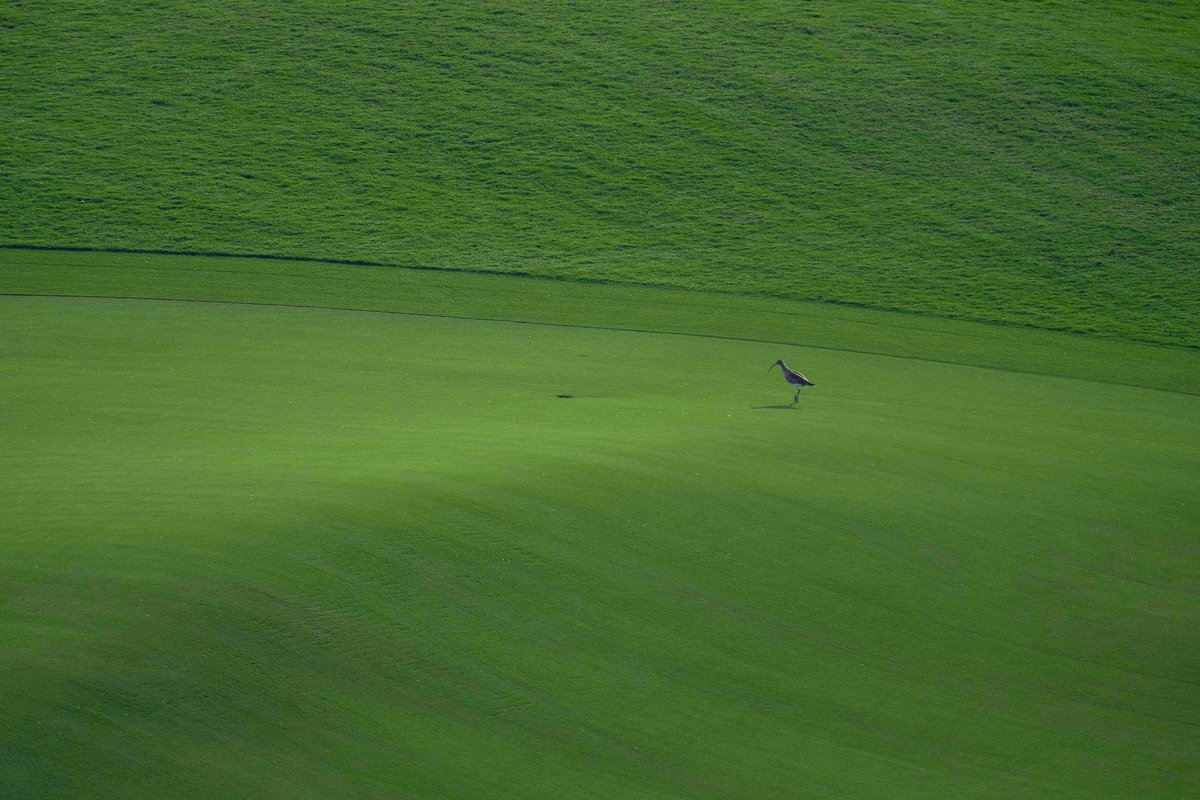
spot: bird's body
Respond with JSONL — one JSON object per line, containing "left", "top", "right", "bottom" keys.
{"left": 769, "top": 359, "right": 814, "bottom": 403}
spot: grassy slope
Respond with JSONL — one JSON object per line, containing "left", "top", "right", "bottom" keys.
{"left": 2, "top": 257, "right": 1199, "bottom": 798}
{"left": 2, "top": 1, "right": 1198, "bottom": 345}
{"left": 2, "top": 296, "right": 1197, "bottom": 799}
{"left": 3, "top": 248, "right": 1199, "bottom": 396}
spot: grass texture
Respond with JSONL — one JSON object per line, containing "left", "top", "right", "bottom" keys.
{"left": 3, "top": 248, "right": 1199, "bottom": 396}
{"left": 2, "top": 253, "right": 1198, "bottom": 798}
{"left": 3, "top": 1, "right": 1199, "bottom": 345}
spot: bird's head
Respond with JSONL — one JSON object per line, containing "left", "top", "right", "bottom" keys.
{"left": 769, "top": 360, "right": 783, "bottom": 373}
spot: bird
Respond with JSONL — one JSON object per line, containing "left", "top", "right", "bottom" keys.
{"left": 769, "top": 359, "right": 815, "bottom": 403}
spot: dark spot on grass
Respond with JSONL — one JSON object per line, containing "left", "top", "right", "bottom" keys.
{"left": 556, "top": 394, "right": 574, "bottom": 399}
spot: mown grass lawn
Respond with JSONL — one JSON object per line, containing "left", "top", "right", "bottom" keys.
{"left": 3, "top": 1, "right": 1197, "bottom": 793}
{"left": 2, "top": 254, "right": 1197, "bottom": 798}
{"left": 3, "top": 1, "right": 1198, "bottom": 344}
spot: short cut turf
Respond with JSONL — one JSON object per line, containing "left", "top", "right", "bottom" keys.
{"left": 2, "top": 253, "right": 1197, "bottom": 798}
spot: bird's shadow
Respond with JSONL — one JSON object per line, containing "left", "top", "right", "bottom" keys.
{"left": 750, "top": 404, "right": 797, "bottom": 410}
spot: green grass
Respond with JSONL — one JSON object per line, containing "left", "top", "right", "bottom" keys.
{"left": 3, "top": 0, "right": 1198, "bottom": 793}
{"left": 2, "top": 253, "right": 1198, "bottom": 798}
{"left": 4, "top": 248, "right": 1200, "bottom": 396}
{"left": 3, "top": 1, "right": 1198, "bottom": 344}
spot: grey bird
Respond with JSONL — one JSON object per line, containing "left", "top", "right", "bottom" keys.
{"left": 769, "top": 359, "right": 815, "bottom": 403}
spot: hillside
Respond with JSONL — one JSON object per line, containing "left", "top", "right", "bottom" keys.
{"left": 3, "top": 1, "right": 1198, "bottom": 344}
{"left": 3, "top": 262, "right": 1198, "bottom": 797}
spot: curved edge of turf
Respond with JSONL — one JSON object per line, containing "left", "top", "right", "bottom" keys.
{"left": 2, "top": 247, "right": 1197, "bottom": 396}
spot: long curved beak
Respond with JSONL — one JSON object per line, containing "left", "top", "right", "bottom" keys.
{"left": 768, "top": 363, "right": 779, "bottom": 373}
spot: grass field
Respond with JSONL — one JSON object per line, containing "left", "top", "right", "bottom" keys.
{"left": 3, "top": 0, "right": 1198, "bottom": 796}
{"left": 3, "top": 1, "right": 1199, "bottom": 344}
{"left": 2, "top": 252, "right": 1198, "bottom": 798}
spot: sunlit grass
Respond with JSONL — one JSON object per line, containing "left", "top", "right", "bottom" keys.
{"left": 3, "top": 1, "right": 1198, "bottom": 344}
{"left": 3, "top": 290, "right": 1197, "bottom": 798}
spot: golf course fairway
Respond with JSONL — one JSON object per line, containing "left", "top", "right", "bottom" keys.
{"left": 2, "top": 253, "right": 1198, "bottom": 798}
